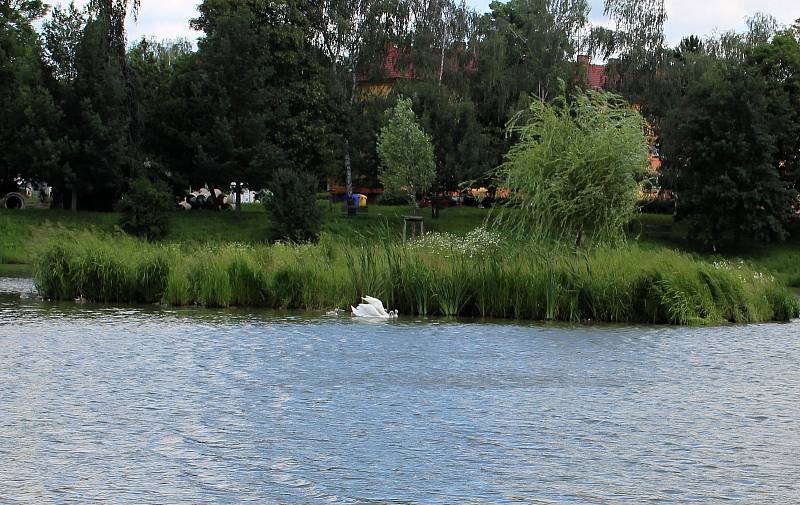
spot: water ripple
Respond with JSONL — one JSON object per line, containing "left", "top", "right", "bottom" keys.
{"left": 0, "top": 278, "right": 799, "bottom": 503}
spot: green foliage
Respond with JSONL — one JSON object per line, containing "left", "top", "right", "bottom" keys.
{"left": 34, "top": 231, "right": 170, "bottom": 303}
{"left": 662, "top": 60, "right": 797, "bottom": 250}
{"left": 742, "top": 246, "right": 800, "bottom": 287}
{"left": 44, "top": 12, "right": 133, "bottom": 210}
{"left": 472, "top": 0, "right": 590, "bottom": 123}
{"left": 5, "top": 0, "right": 800, "bottom": 265}
{"left": 126, "top": 37, "right": 194, "bottom": 185}
{"left": 591, "top": 0, "right": 668, "bottom": 105}
{"left": 495, "top": 91, "right": 650, "bottom": 244}
{"left": 0, "top": 0, "right": 61, "bottom": 194}
{"left": 397, "top": 81, "right": 492, "bottom": 192}
{"left": 183, "top": 0, "right": 335, "bottom": 193}
{"left": 33, "top": 231, "right": 799, "bottom": 324}
{"left": 377, "top": 97, "right": 437, "bottom": 209}
{"left": 42, "top": 1, "right": 87, "bottom": 81}
{"left": 116, "top": 177, "right": 174, "bottom": 240}
{"left": 347, "top": 94, "right": 394, "bottom": 189}
{"left": 264, "top": 168, "right": 321, "bottom": 243}
{"left": 0, "top": 205, "right": 491, "bottom": 263}
{"left": 748, "top": 31, "right": 800, "bottom": 194}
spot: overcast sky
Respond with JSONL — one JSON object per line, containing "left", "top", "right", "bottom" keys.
{"left": 472, "top": 1, "right": 799, "bottom": 45}
{"left": 51, "top": 0, "right": 799, "bottom": 47}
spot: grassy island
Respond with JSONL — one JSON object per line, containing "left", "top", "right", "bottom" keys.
{"left": 3, "top": 1, "right": 800, "bottom": 330}
{"left": 31, "top": 226, "right": 798, "bottom": 325}
{"left": 3, "top": 202, "right": 800, "bottom": 325}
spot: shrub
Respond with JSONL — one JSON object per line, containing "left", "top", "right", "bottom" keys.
{"left": 638, "top": 199, "right": 675, "bottom": 215}
{"left": 264, "top": 168, "right": 321, "bottom": 243}
{"left": 117, "top": 177, "right": 173, "bottom": 241}
{"left": 376, "top": 192, "right": 408, "bottom": 206}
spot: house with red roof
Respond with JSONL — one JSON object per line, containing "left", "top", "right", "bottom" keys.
{"left": 355, "top": 45, "right": 415, "bottom": 96}
{"left": 356, "top": 44, "right": 476, "bottom": 97}
{"left": 578, "top": 55, "right": 610, "bottom": 90}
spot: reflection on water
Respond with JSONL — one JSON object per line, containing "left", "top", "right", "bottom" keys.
{"left": 1, "top": 278, "right": 799, "bottom": 503}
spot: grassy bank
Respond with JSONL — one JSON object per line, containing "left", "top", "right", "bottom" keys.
{"left": 0, "top": 204, "right": 486, "bottom": 260}
{"left": 6, "top": 205, "right": 800, "bottom": 294}
{"left": 33, "top": 230, "right": 798, "bottom": 325}
{"left": 736, "top": 246, "right": 800, "bottom": 287}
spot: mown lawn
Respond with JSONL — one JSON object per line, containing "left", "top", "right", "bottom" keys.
{"left": 0, "top": 203, "right": 492, "bottom": 264}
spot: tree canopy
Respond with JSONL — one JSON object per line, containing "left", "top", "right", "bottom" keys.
{"left": 0, "top": 0, "right": 60, "bottom": 194}
{"left": 377, "top": 97, "right": 436, "bottom": 209}
{"left": 3, "top": 0, "right": 800, "bottom": 249}
{"left": 662, "top": 30, "right": 800, "bottom": 249}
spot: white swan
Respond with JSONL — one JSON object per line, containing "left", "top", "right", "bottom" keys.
{"left": 361, "top": 295, "right": 388, "bottom": 315}
{"left": 351, "top": 296, "right": 398, "bottom": 318}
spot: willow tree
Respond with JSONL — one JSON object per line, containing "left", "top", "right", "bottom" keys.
{"left": 88, "top": 0, "right": 139, "bottom": 57}
{"left": 494, "top": 91, "right": 650, "bottom": 245}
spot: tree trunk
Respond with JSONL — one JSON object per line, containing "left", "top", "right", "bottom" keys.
{"left": 344, "top": 66, "right": 358, "bottom": 215}
{"left": 344, "top": 143, "right": 354, "bottom": 214}
{"left": 438, "top": 26, "right": 448, "bottom": 86}
{"left": 70, "top": 188, "right": 77, "bottom": 212}
{"left": 350, "top": 61, "right": 358, "bottom": 99}
{"left": 235, "top": 181, "right": 242, "bottom": 217}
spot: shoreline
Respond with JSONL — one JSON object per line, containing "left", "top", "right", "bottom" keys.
{"left": 0, "top": 264, "right": 32, "bottom": 278}
{"left": 29, "top": 235, "right": 800, "bottom": 326}
{"left": 3, "top": 276, "right": 798, "bottom": 329}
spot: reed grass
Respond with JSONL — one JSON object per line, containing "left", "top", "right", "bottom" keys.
{"left": 33, "top": 231, "right": 799, "bottom": 325}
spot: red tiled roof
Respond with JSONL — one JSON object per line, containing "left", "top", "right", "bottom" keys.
{"left": 586, "top": 63, "right": 608, "bottom": 90}
{"left": 383, "top": 45, "right": 415, "bottom": 80}
{"left": 356, "top": 44, "right": 476, "bottom": 83}
{"left": 356, "top": 45, "right": 415, "bottom": 82}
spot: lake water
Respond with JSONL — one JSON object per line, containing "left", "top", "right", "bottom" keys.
{"left": 1, "top": 277, "right": 799, "bottom": 503}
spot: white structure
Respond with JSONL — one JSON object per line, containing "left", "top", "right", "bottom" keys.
{"left": 230, "top": 182, "right": 260, "bottom": 205}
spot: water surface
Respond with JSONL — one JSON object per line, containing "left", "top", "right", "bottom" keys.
{"left": 1, "top": 278, "right": 799, "bottom": 503}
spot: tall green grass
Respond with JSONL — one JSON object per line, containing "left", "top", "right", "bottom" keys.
{"left": 0, "top": 216, "right": 32, "bottom": 264}
{"left": 33, "top": 231, "right": 799, "bottom": 324}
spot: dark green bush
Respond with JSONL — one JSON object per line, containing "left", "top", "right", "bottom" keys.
{"left": 376, "top": 192, "right": 408, "bottom": 205}
{"left": 117, "top": 177, "right": 173, "bottom": 241}
{"left": 264, "top": 168, "right": 321, "bottom": 242}
{"left": 638, "top": 199, "right": 675, "bottom": 215}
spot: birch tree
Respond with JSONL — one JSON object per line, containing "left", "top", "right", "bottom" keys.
{"left": 314, "top": 0, "right": 403, "bottom": 209}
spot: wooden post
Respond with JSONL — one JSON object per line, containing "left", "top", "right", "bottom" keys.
{"left": 235, "top": 181, "right": 242, "bottom": 216}
{"left": 403, "top": 215, "right": 424, "bottom": 243}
